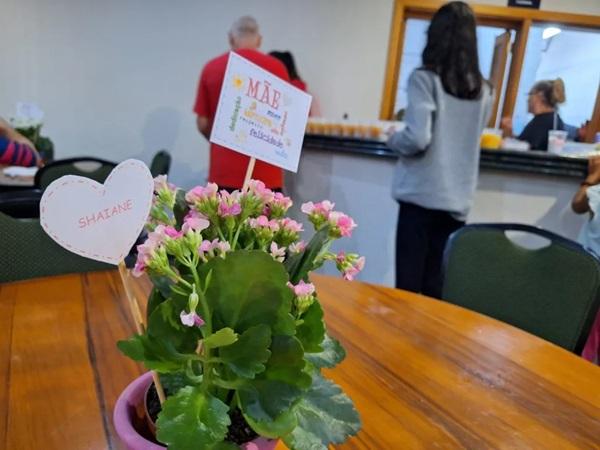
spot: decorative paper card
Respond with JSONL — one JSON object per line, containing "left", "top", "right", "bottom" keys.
{"left": 210, "top": 52, "right": 312, "bottom": 173}
{"left": 40, "top": 159, "right": 154, "bottom": 264}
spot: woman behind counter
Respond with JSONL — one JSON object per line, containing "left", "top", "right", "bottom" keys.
{"left": 386, "top": 1, "right": 493, "bottom": 298}
{"left": 501, "top": 78, "right": 567, "bottom": 151}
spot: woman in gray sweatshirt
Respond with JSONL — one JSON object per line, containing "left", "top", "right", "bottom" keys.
{"left": 387, "top": 1, "right": 493, "bottom": 298}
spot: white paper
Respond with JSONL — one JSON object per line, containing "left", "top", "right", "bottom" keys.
{"left": 3, "top": 166, "right": 38, "bottom": 177}
{"left": 40, "top": 159, "right": 154, "bottom": 265}
{"left": 210, "top": 52, "right": 312, "bottom": 173}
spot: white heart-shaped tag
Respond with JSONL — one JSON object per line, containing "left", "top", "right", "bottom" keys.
{"left": 40, "top": 159, "right": 154, "bottom": 265}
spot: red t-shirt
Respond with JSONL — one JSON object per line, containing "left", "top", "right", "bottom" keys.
{"left": 194, "top": 49, "right": 290, "bottom": 189}
{"left": 290, "top": 78, "right": 307, "bottom": 92}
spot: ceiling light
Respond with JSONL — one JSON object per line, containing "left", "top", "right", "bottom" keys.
{"left": 542, "top": 27, "right": 561, "bottom": 40}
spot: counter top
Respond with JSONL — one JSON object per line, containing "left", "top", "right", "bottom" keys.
{"left": 303, "top": 135, "right": 589, "bottom": 179}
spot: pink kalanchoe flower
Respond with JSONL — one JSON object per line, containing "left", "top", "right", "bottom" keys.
{"left": 280, "top": 218, "right": 303, "bottom": 233}
{"left": 215, "top": 240, "right": 231, "bottom": 254}
{"left": 272, "top": 192, "right": 293, "bottom": 210}
{"left": 217, "top": 191, "right": 242, "bottom": 217}
{"left": 270, "top": 242, "right": 286, "bottom": 262}
{"left": 182, "top": 210, "right": 210, "bottom": 233}
{"left": 288, "top": 241, "right": 307, "bottom": 254}
{"left": 132, "top": 260, "right": 146, "bottom": 277}
{"left": 247, "top": 215, "right": 279, "bottom": 232}
{"left": 198, "top": 239, "right": 231, "bottom": 259}
{"left": 287, "top": 280, "right": 316, "bottom": 297}
{"left": 336, "top": 252, "right": 365, "bottom": 281}
{"left": 198, "top": 239, "right": 214, "bottom": 254}
{"left": 247, "top": 179, "right": 275, "bottom": 202}
{"left": 180, "top": 310, "right": 205, "bottom": 327}
{"left": 301, "top": 200, "right": 335, "bottom": 217}
{"left": 164, "top": 226, "right": 183, "bottom": 239}
{"left": 329, "top": 211, "right": 357, "bottom": 237}
{"left": 154, "top": 175, "right": 176, "bottom": 194}
{"left": 185, "top": 183, "right": 219, "bottom": 204}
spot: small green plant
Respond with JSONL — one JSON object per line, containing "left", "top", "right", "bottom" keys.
{"left": 118, "top": 177, "right": 364, "bottom": 450}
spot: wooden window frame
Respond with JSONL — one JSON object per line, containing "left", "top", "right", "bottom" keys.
{"left": 380, "top": 0, "right": 600, "bottom": 142}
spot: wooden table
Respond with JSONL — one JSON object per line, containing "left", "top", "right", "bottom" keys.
{"left": 1, "top": 271, "right": 599, "bottom": 449}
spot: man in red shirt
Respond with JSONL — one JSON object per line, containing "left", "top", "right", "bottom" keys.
{"left": 194, "top": 16, "right": 290, "bottom": 190}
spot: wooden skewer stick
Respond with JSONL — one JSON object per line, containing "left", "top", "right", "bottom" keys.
{"left": 242, "top": 157, "right": 256, "bottom": 192}
{"left": 118, "top": 260, "right": 166, "bottom": 404}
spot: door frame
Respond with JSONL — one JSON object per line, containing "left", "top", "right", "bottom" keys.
{"left": 380, "top": 0, "right": 600, "bottom": 142}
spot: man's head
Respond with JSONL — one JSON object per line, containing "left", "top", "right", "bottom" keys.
{"left": 228, "top": 16, "right": 261, "bottom": 50}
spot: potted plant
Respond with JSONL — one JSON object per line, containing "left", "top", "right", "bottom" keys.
{"left": 114, "top": 177, "right": 364, "bottom": 450}
{"left": 11, "top": 104, "right": 54, "bottom": 162}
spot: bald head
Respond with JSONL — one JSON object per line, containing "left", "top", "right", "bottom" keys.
{"left": 228, "top": 16, "right": 262, "bottom": 50}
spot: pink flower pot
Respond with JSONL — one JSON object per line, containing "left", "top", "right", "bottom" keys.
{"left": 114, "top": 372, "right": 278, "bottom": 450}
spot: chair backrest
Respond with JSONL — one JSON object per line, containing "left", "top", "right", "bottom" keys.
{"left": 0, "top": 189, "right": 43, "bottom": 218}
{"left": 442, "top": 223, "right": 600, "bottom": 353}
{"left": 35, "top": 157, "right": 117, "bottom": 190}
{"left": 150, "top": 150, "right": 171, "bottom": 177}
{"left": 0, "top": 212, "right": 111, "bottom": 283}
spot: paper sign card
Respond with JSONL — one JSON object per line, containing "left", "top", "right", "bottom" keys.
{"left": 210, "top": 52, "right": 312, "bottom": 173}
{"left": 40, "top": 159, "right": 154, "bottom": 265}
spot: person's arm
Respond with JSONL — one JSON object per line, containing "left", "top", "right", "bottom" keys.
{"left": 0, "top": 117, "right": 37, "bottom": 151}
{"left": 193, "top": 68, "right": 211, "bottom": 141}
{"left": 387, "top": 71, "right": 436, "bottom": 156}
{"left": 196, "top": 116, "right": 211, "bottom": 140}
{"left": 572, "top": 157, "right": 600, "bottom": 214}
{"left": 500, "top": 117, "right": 514, "bottom": 138}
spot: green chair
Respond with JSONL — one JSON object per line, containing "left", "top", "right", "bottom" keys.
{"left": 34, "top": 157, "right": 117, "bottom": 190}
{"left": 442, "top": 223, "right": 600, "bottom": 354}
{"left": 0, "top": 212, "right": 111, "bottom": 283}
{"left": 150, "top": 150, "right": 171, "bottom": 177}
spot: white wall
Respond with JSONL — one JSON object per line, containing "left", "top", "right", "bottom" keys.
{"left": 0, "top": 0, "right": 393, "bottom": 188}
{"left": 1, "top": 0, "right": 598, "bottom": 188}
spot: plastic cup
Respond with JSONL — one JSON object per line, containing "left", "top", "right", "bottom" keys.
{"left": 548, "top": 130, "right": 568, "bottom": 153}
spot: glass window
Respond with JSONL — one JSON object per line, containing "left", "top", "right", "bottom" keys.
{"left": 513, "top": 23, "right": 600, "bottom": 137}
{"left": 394, "top": 18, "right": 514, "bottom": 124}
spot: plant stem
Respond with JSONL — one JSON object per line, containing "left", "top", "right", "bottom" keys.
{"left": 189, "top": 263, "right": 214, "bottom": 395}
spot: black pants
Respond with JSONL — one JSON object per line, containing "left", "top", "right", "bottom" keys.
{"left": 395, "top": 201, "right": 464, "bottom": 299}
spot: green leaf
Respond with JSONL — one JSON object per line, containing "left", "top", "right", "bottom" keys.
{"left": 238, "top": 379, "right": 302, "bottom": 427}
{"left": 148, "top": 299, "right": 201, "bottom": 354}
{"left": 219, "top": 325, "right": 271, "bottom": 378}
{"left": 305, "top": 334, "right": 346, "bottom": 369}
{"left": 264, "top": 336, "right": 311, "bottom": 389}
{"left": 149, "top": 274, "right": 175, "bottom": 299}
{"left": 203, "top": 328, "right": 238, "bottom": 349}
{"left": 117, "top": 334, "right": 196, "bottom": 373}
{"left": 237, "top": 335, "right": 309, "bottom": 436}
{"left": 243, "top": 406, "right": 297, "bottom": 439}
{"left": 296, "top": 301, "right": 325, "bottom": 353}
{"left": 146, "top": 288, "right": 167, "bottom": 321}
{"left": 284, "top": 226, "right": 330, "bottom": 284}
{"left": 209, "top": 442, "right": 239, "bottom": 450}
{"left": 159, "top": 371, "right": 189, "bottom": 396}
{"left": 283, "top": 373, "right": 361, "bottom": 450}
{"left": 200, "top": 251, "right": 295, "bottom": 336}
{"left": 156, "top": 385, "right": 230, "bottom": 450}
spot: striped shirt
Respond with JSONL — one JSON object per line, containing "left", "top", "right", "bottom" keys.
{"left": 0, "top": 136, "right": 39, "bottom": 167}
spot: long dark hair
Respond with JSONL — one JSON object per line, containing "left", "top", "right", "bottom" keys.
{"left": 269, "top": 51, "right": 300, "bottom": 80}
{"left": 422, "top": 1, "right": 483, "bottom": 99}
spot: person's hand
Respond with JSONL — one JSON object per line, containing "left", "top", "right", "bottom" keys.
{"left": 500, "top": 117, "right": 513, "bottom": 137}
{"left": 577, "top": 120, "right": 589, "bottom": 142}
{"left": 585, "top": 156, "right": 600, "bottom": 185}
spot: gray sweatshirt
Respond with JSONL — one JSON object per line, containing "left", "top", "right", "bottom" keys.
{"left": 387, "top": 69, "right": 493, "bottom": 220}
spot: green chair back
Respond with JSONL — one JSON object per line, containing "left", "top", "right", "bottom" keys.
{"left": 442, "top": 223, "right": 600, "bottom": 353}
{"left": 150, "top": 150, "right": 171, "bottom": 177}
{"left": 0, "top": 212, "right": 111, "bottom": 283}
{"left": 35, "top": 157, "right": 117, "bottom": 190}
